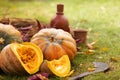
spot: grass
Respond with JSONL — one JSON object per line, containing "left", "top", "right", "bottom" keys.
{"left": 0, "top": 0, "right": 120, "bottom": 80}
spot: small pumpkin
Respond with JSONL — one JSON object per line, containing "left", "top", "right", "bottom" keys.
{"left": 40, "top": 55, "right": 74, "bottom": 77}
{"left": 31, "top": 28, "right": 77, "bottom": 61}
{"left": 0, "top": 23, "right": 22, "bottom": 51}
{"left": 0, "top": 42, "right": 43, "bottom": 75}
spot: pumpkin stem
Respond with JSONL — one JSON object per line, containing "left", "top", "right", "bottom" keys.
{"left": 51, "top": 36, "right": 54, "bottom": 42}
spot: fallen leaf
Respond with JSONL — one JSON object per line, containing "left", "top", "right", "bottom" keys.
{"left": 79, "top": 63, "right": 83, "bottom": 66}
{"left": 87, "top": 43, "right": 93, "bottom": 49}
{"left": 27, "top": 72, "right": 49, "bottom": 80}
{"left": 110, "top": 57, "right": 118, "bottom": 62}
{"left": 87, "top": 68, "right": 95, "bottom": 72}
{"left": 90, "top": 41, "right": 97, "bottom": 45}
{"left": 85, "top": 50, "right": 95, "bottom": 54}
{"left": 87, "top": 41, "right": 97, "bottom": 49}
{"left": 101, "top": 47, "right": 109, "bottom": 51}
{"left": 36, "top": 74, "right": 48, "bottom": 80}
{"left": 98, "top": 56, "right": 103, "bottom": 59}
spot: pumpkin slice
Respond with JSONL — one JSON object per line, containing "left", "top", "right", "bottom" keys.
{"left": 46, "top": 55, "right": 74, "bottom": 77}
{"left": 10, "top": 42, "right": 43, "bottom": 74}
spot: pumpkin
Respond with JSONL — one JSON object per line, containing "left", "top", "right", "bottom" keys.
{"left": 40, "top": 55, "right": 74, "bottom": 77}
{"left": 0, "top": 23, "right": 22, "bottom": 51}
{"left": 31, "top": 28, "right": 77, "bottom": 61}
{"left": 0, "top": 42, "right": 43, "bottom": 75}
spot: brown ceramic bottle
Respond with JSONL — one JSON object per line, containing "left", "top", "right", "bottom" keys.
{"left": 50, "top": 4, "right": 70, "bottom": 32}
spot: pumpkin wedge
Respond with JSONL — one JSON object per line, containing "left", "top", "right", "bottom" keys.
{"left": 0, "top": 42, "right": 43, "bottom": 75}
{"left": 46, "top": 55, "right": 74, "bottom": 77}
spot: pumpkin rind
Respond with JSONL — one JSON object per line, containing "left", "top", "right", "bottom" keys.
{"left": 47, "top": 55, "right": 73, "bottom": 77}
{"left": 0, "top": 42, "right": 43, "bottom": 75}
{"left": 0, "top": 23, "right": 22, "bottom": 51}
{"left": 0, "top": 44, "right": 26, "bottom": 75}
{"left": 31, "top": 28, "right": 77, "bottom": 60}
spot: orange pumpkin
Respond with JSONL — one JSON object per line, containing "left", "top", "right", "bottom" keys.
{"left": 31, "top": 28, "right": 77, "bottom": 61}
{"left": 0, "top": 23, "right": 22, "bottom": 52}
{"left": 0, "top": 42, "right": 43, "bottom": 75}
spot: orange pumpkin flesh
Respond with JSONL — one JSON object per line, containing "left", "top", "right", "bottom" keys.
{"left": 46, "top": 55, "right": 74, "bottom": 77}
{"left": 31, "top": 28, "right": 77, "bottom": 61}
{"left": 0, "top": 42, "right": 43, "bottom": 75}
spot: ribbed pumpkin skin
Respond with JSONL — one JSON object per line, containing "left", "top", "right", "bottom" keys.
{"left": 0, "top": 44, "right": 27, "bottom": 75}
{"left": 0, "top": 23, "right": 22, "bottom": 51}
{"left": 0, "top": 42, "right": 43, "bottom": 75}
{"left": 31, "top": 28, "right": 77, "bottom": 61}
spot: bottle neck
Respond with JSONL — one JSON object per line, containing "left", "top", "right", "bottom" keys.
{"left": 56, "top": 12, "right": 64, "bottom": 15}
{"left": 57, "top": 4, "right": 64, "bottom": 15}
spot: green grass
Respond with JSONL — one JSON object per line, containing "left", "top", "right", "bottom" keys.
{"left": 0, "top": 0, "right": 120, "bottom": 80}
